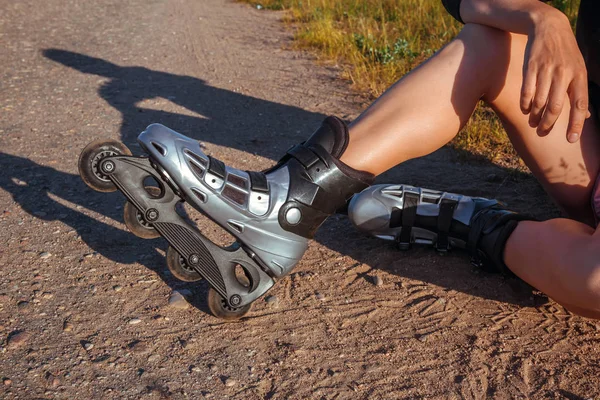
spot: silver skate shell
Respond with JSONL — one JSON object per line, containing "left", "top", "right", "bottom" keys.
{"left": 348, "top": 184, "right": 489, "bottom": 248}
{"left": 138, "top": 124, "right": 308, "bottom": 277}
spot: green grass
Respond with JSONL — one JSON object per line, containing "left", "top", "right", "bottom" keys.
{"left": 243, "top": 0, "right": 580, "bottom": 169}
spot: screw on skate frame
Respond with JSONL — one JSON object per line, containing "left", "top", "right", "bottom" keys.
{"left": 145, "top": 208, "right": 159, "bottom": 222}
{"left": 101, "top": 159, "right": 115, "bottom": 173}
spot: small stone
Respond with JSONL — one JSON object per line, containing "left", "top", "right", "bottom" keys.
{"left": 63, "top": 321, "right": 73, "bottom": 332}
{"left": 82, "top": 341, "right": 94, "bottom": 351}
{"left": 51, "top": 377, "right": 60, "bottom": 388}
{"left": 128, "top": 340, "right": 149, "bottom": 354}
{"left": 168, "top": 291, "right": 190, "bottom": 310}
{"left": 128, "top": 318, "right": 142, "bottom": 325}
{"left": 147, "top": 354, "right": 161, "bottom": 363}
{"left": 224, "top": 377, "right": 236, "bottom": 387}
{"left": 42, "top": 292, "right": 54, "bottom": 299}
{"left": 264, "top": 295, "right": 278, "bottom": 305}
{"left": 373, "top": 276, "right": 383, "bottom": 287}
{"left": 209, "top": 364, "right": 217, "bottom": 372}
{"left": 3, "top": 378, "right": 11, "bottom": 386}
{"left": 190, "top": 366, "right": 201, "bottom": 373}
{"left": 418, "top": 333, "right": 430, "bottom": 342}
{"left": 39, "top": 252, "right": 51, "bottom": 259}
{"left": 7, "top": 331, "right": 31, "bottom": 349}
{"left": 315, "top": 292, "right": 326, "bottom": 301}
{"left": 17, "top": 300, "right": 30, "bottom": 310}
{"left": 113, "top": 285, "right": 122, "bottom": 292}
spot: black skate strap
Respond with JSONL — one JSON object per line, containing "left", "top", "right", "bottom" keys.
{"left": 207, "top": 156, "right": 226, "bottom": 179}
{"left": 436, "top": 198, "right": 458, "bottom": 252}
{"left": 397, "top": 191, "right": 419, "bottom": 250}
{"left": 247, "top": 171, "right": 269, "bottom": 193}
{"left": 286, "top": 143, "right": 321, "bottom": 169}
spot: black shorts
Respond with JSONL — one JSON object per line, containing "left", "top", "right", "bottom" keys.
{"left": 590, "top": 81, "right": 600, "bottom": 119}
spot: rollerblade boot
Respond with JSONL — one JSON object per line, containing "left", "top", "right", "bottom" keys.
{"left": 348, "top": 185, "right": 532, "bottom": 275}
{"left": 78, "top": 117, "right": 373, "bottom": 319}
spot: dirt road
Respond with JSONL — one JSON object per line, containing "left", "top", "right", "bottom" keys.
{"left": 1, "top": 0, "right": 599, "bottom": 398}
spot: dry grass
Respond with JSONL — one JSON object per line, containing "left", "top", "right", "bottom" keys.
{"left": 242, "top": 0, "right": 580, "bottom": 169}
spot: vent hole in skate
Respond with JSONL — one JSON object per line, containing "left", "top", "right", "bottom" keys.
{"left": 316, "top": 168, "right": 320, "bottom": 172}
{"left": 257, "top": 196, "right": 262, "bottom": 201}
{"left": 143, "top": 176, "right": 162, "bottom": 198}
{"left": 211, "top": 179, "right": 216, "bottom": 183}
{"left": 234, "top": 264, "right": 251, "bottom": 288}
{"left": 151, "top": 141, "right": 167, "bottom": 156}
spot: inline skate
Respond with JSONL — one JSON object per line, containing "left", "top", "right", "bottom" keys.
{"left": 348, "top": 184, "right": 532, "bottom": 275}
{"left": 78, "top": 117, "right": 373, "bottom": 320}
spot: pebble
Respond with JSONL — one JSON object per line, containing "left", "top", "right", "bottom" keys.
{"left": 418, "top": 333, "right": 430, "bottom": 343}
{"left": 42, "top": 292, "right": 53, "bottom": 299}
{"left": 315, "top": 292, "right": 326, "bottom": 301}
{"left": 63, "top": 321, "right": 73, "bottom": 332}
{"left": 7, "top": 331, "right": 31, "bottom": 349}
{"left": 128, "top": 340, "right": 149, "bottom": 354}
{"left": 190, "top": 366, "right": 201, "bottom": 373}
{"left": 3, "top": 378, "right": 11, "bottom": 386}
{"left": 17, "top": 300, "right": 30, "bottom": 310}
{"left": 39, "top": 252, "right": 51, "bottom": 259}
{"left": 82, "top": 341, "right": 94, "bottom": 351}
{"left": 224, "top": 377, "right": 236, "bottom": 387}
{"left": 113, "top": 285, "right": 123, "bottom": 292}
{"left": 128, "top": 318, "right": 142, "bottom": 325}
{"left": 264, "top": 295, "right": 278, "bottom": 305}
{"left": 168, "top": 291, "right": 190, "bottom": 310}
{"left": 373, "top": 276, "right": 384, "bottom": 286}
{"left": 147, "top": 354, "right": 161, "bottom": 362}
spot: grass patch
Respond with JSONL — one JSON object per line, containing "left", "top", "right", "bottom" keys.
{"left": 243, "top": 0, "right": 580, "bottom": 169}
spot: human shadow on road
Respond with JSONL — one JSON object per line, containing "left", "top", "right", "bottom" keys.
{"left": 3, "top": 49, "right": 552, "bottom": 313}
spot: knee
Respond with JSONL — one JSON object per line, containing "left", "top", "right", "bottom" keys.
{"left": 457, "top": 23, "right": 513, "bottom": 56}
{"left": 456, "top": 24, "right": 525, "bottom": 101}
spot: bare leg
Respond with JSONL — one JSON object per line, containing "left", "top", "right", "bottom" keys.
{"left": 505, "top": 220, "right": 600, "bottom": 317}
{"left": 342, "top": 24, "right": 513, "bottom": 175}
{"left": 340, "top": 24, "right": 600, "bottom": 317}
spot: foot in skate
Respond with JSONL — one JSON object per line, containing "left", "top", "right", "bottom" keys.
{"left": 348, "top": 184, "right": 532, "bottom": 275}
{"left": 78, "top": 117, "right": 373, "bottom": 319}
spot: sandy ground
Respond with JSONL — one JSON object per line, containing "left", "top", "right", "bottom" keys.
{"left": 1, "top": 0, "right": 599, "bottom": 398}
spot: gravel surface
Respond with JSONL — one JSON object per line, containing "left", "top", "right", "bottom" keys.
{"left": 1, "top": 0, "right": 599, "bottom": 398}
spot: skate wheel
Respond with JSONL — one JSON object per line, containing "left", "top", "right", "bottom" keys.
{"left": 207, "top": 287, "right": 251, "bottom": 321}
{"left": 166, "top": 246, "right": 202, "bottom": 282}
{"left": 123, "top": 187, "right": 162, "bottom": 239}
{"left": 78, "top": 139, "right": 132, "bottom": 192}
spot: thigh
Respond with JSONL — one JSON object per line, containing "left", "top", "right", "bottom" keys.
{"left": 485, "top": 33, "right": 600, "bottom": 224}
